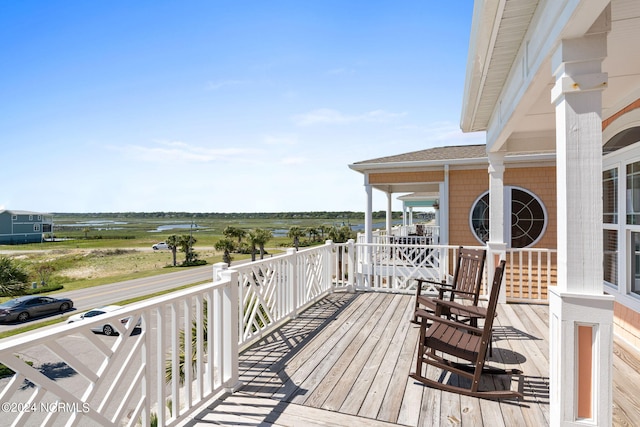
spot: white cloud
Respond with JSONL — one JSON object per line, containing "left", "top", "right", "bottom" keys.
{"left": 109, "top": 140, "right": 261, "bottom": 163}
{"left": 293, "top": 108, "right": 407, "bottom": 126}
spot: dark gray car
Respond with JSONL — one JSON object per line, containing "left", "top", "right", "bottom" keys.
{"left": 0, "top": 296, "right": 74, "bottom": 323}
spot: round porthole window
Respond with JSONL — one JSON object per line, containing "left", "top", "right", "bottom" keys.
{"left": 470, "top": 187, "right": 547, "bottom": 248}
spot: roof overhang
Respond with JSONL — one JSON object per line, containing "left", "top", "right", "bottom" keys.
{"left": 460, "top": 0, "right": 630, "bottom": 153}
{"left": 349, "top": 151, "right": 555, "bottom": 194}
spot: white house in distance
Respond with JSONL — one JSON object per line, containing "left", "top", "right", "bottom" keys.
{"left": 0, "top": 209, "right": 53, "bottom": 245}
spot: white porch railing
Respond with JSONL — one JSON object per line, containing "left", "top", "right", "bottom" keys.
{"left": 505, "top": 247, "right": 557, "bottom": 303}
{"left": 0, "top": 271, "right": 242, "bottom": 427}
{"left": 335, "top": 240, "right": 557, "bottom": 303}
{"left": 360, "top": 224, "right": 440, "bottom": 245}
{"left": 0, "top": 240, "right": 555, "bottom": 426}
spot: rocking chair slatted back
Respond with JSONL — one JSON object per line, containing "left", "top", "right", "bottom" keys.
{"left": 449, "top": 247, "right": 486, "bottom": 304}
{"left": 413, "top": 246, "right": 486, "bottom": 323}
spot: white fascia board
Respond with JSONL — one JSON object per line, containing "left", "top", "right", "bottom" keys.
{"left": 348, "top": 152, "right": 555, "bottom": 174}
{"left": 348, "top": 158, "right": 486, "bottom": 173}
{"left": 461, "top": 0, "right": 503, "bottom": 132}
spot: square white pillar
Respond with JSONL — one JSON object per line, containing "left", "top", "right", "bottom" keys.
{"left": 550, "top": 30, "right": 613, "bottom": 426}
{"left": 488, "top": 151, "right": 507, "bottom": 302}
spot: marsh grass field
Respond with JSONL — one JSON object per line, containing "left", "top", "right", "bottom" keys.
{"left": 0, "top": 212, "right": 374, "bottom": 297}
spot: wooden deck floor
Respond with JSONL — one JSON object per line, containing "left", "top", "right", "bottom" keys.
{"left": 186, "top": 291, "right": 640, "bottom": 426}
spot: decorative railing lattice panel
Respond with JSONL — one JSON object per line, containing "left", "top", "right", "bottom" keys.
{"left": 0, "top": 273, "right": 239, "bottom": 427}
{"left": 352, "top": 244, "right": 457, "bottom": 293}
{"left": 230, "top": 244, "right": 334, "bottom": 350}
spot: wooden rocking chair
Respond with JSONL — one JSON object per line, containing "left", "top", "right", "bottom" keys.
{"left": 410, "top": 260, "right": 523, "bottom": 400}
{"left": 412, "top": 246, "right": 486, "bottom": 324}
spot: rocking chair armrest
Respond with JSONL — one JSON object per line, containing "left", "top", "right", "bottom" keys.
{"left": 447, "top": 289, "right": 476, "bottom": 297}
{"left": 414, "top": 308, "right": 483, "bottom": 335}
{"left": 415, "top": 278, "right": 451, "bottom": 287}
{"left": 432, "top": 299, "right": 488, "bottom": 319}
{"left": 415, "top": 278, "right": 452, "bottom": 298}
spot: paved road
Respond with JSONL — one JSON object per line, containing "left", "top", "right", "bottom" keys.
{"left": 0, "top": 259, "right": 250, "bottom": 334}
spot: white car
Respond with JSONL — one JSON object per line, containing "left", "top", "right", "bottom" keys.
{"left": 152, "top": 242, "right": 169, "bottom": 250}
{"left": 67, "top": 305, "right": 140, "bottom": 336}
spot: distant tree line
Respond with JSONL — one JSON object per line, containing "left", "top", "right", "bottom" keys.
{"left": 52, "top": 211, "right": 401, "bottom": 220}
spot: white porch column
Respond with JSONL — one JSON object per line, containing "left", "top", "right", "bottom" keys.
{"left": 439, "top": 166, "right": 449, "bottom": 245}
{"left": 402, "top": 203, "right": 407, "bottom": 227}
{"left": 385, "top": 192, "right": 392, "bottom": 236}
{"left": 550, "top": 30, "right": 613, "bottom": 426}
{"left": 408, "top": 207, "right": 414, "bottom": 226}
{"left": 364, "top": 179, "right": 373, "bottom": 245}
{"left": 487, "top": 151, "right": 507, "bottom": 302}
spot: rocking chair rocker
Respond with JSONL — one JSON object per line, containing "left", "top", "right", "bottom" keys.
{"left": 410, "top": 260, "right": 523, "bottom": 400}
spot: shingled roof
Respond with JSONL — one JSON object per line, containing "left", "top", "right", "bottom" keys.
{"left": 352, "top": 144, "right": 488, "bottom": 165}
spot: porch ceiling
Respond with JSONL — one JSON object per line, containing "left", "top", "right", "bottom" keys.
{"left": 462, "top": 0, "right": 640, "bottom": 152}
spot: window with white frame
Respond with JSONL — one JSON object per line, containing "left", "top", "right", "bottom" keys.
{"left": 603, "top": 168, "right": 618, "bottom": 287}
{"left": 627, "top": 161, "right": 640, "bottom": 225}
{"left": 469, "top": 187, "right": 547, "bottom": 248}
{"left": 603, "top": 168, "right": 618, "bottom": 224}
{"left": 603, "top": 127, "right": 640, "bottom": 300}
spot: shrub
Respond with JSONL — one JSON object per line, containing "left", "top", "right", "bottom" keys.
{"left": 0, "top": 257, "right": 29, "bottom": 296}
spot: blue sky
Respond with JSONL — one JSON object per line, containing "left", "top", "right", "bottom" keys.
{"left": 1, "top": 1, "right": 482, "bottom": 213}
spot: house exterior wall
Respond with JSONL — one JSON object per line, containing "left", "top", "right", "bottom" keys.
{"left": 448, "top": 169, "right": 489, "bottom": 245}
{"left": 614, "top": 302, "right": 640, "bottom": 350}
{"left": 447, "top": 166, "right": 557, "bottom": 248}
{"left": 361, "top": 161, "right": 559, "bottom": 301}
{"left": 0, "top": 213, "right": 11, "bottom": 234}
{"left": 0, "top": 211, "right": 49, "bottom": 245}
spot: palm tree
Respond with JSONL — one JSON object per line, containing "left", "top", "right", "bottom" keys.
{"left": 287, "top": 226, "right": 304, "bottom": 251}
{"left": 178, "top": 235, "right": 197, "bottom": 264}
{"left": 254, "top": 229, "right": 273, "bottom": 260}
{"left": 305, "top": 227, "right": 319, "bottom": 242}
{"left": 166, "top": 235, "right": 180, "bottom": 266}
{"left": 328, "top": 225, "right": 354, "bottom": 243}
{"left": 223, "top": 226, "right": 245, "bottom": 251}
{"left": 165, "top": 302, "right": 208, "bottom": 386}
{"left": 214, "top": 238, "right": 235, "bottom": 266}
{"left": 319, "top": 225, "right": 331, "bottom": 241}
{"left": 246, "top": 230, "right": 259, "bottom": 262}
